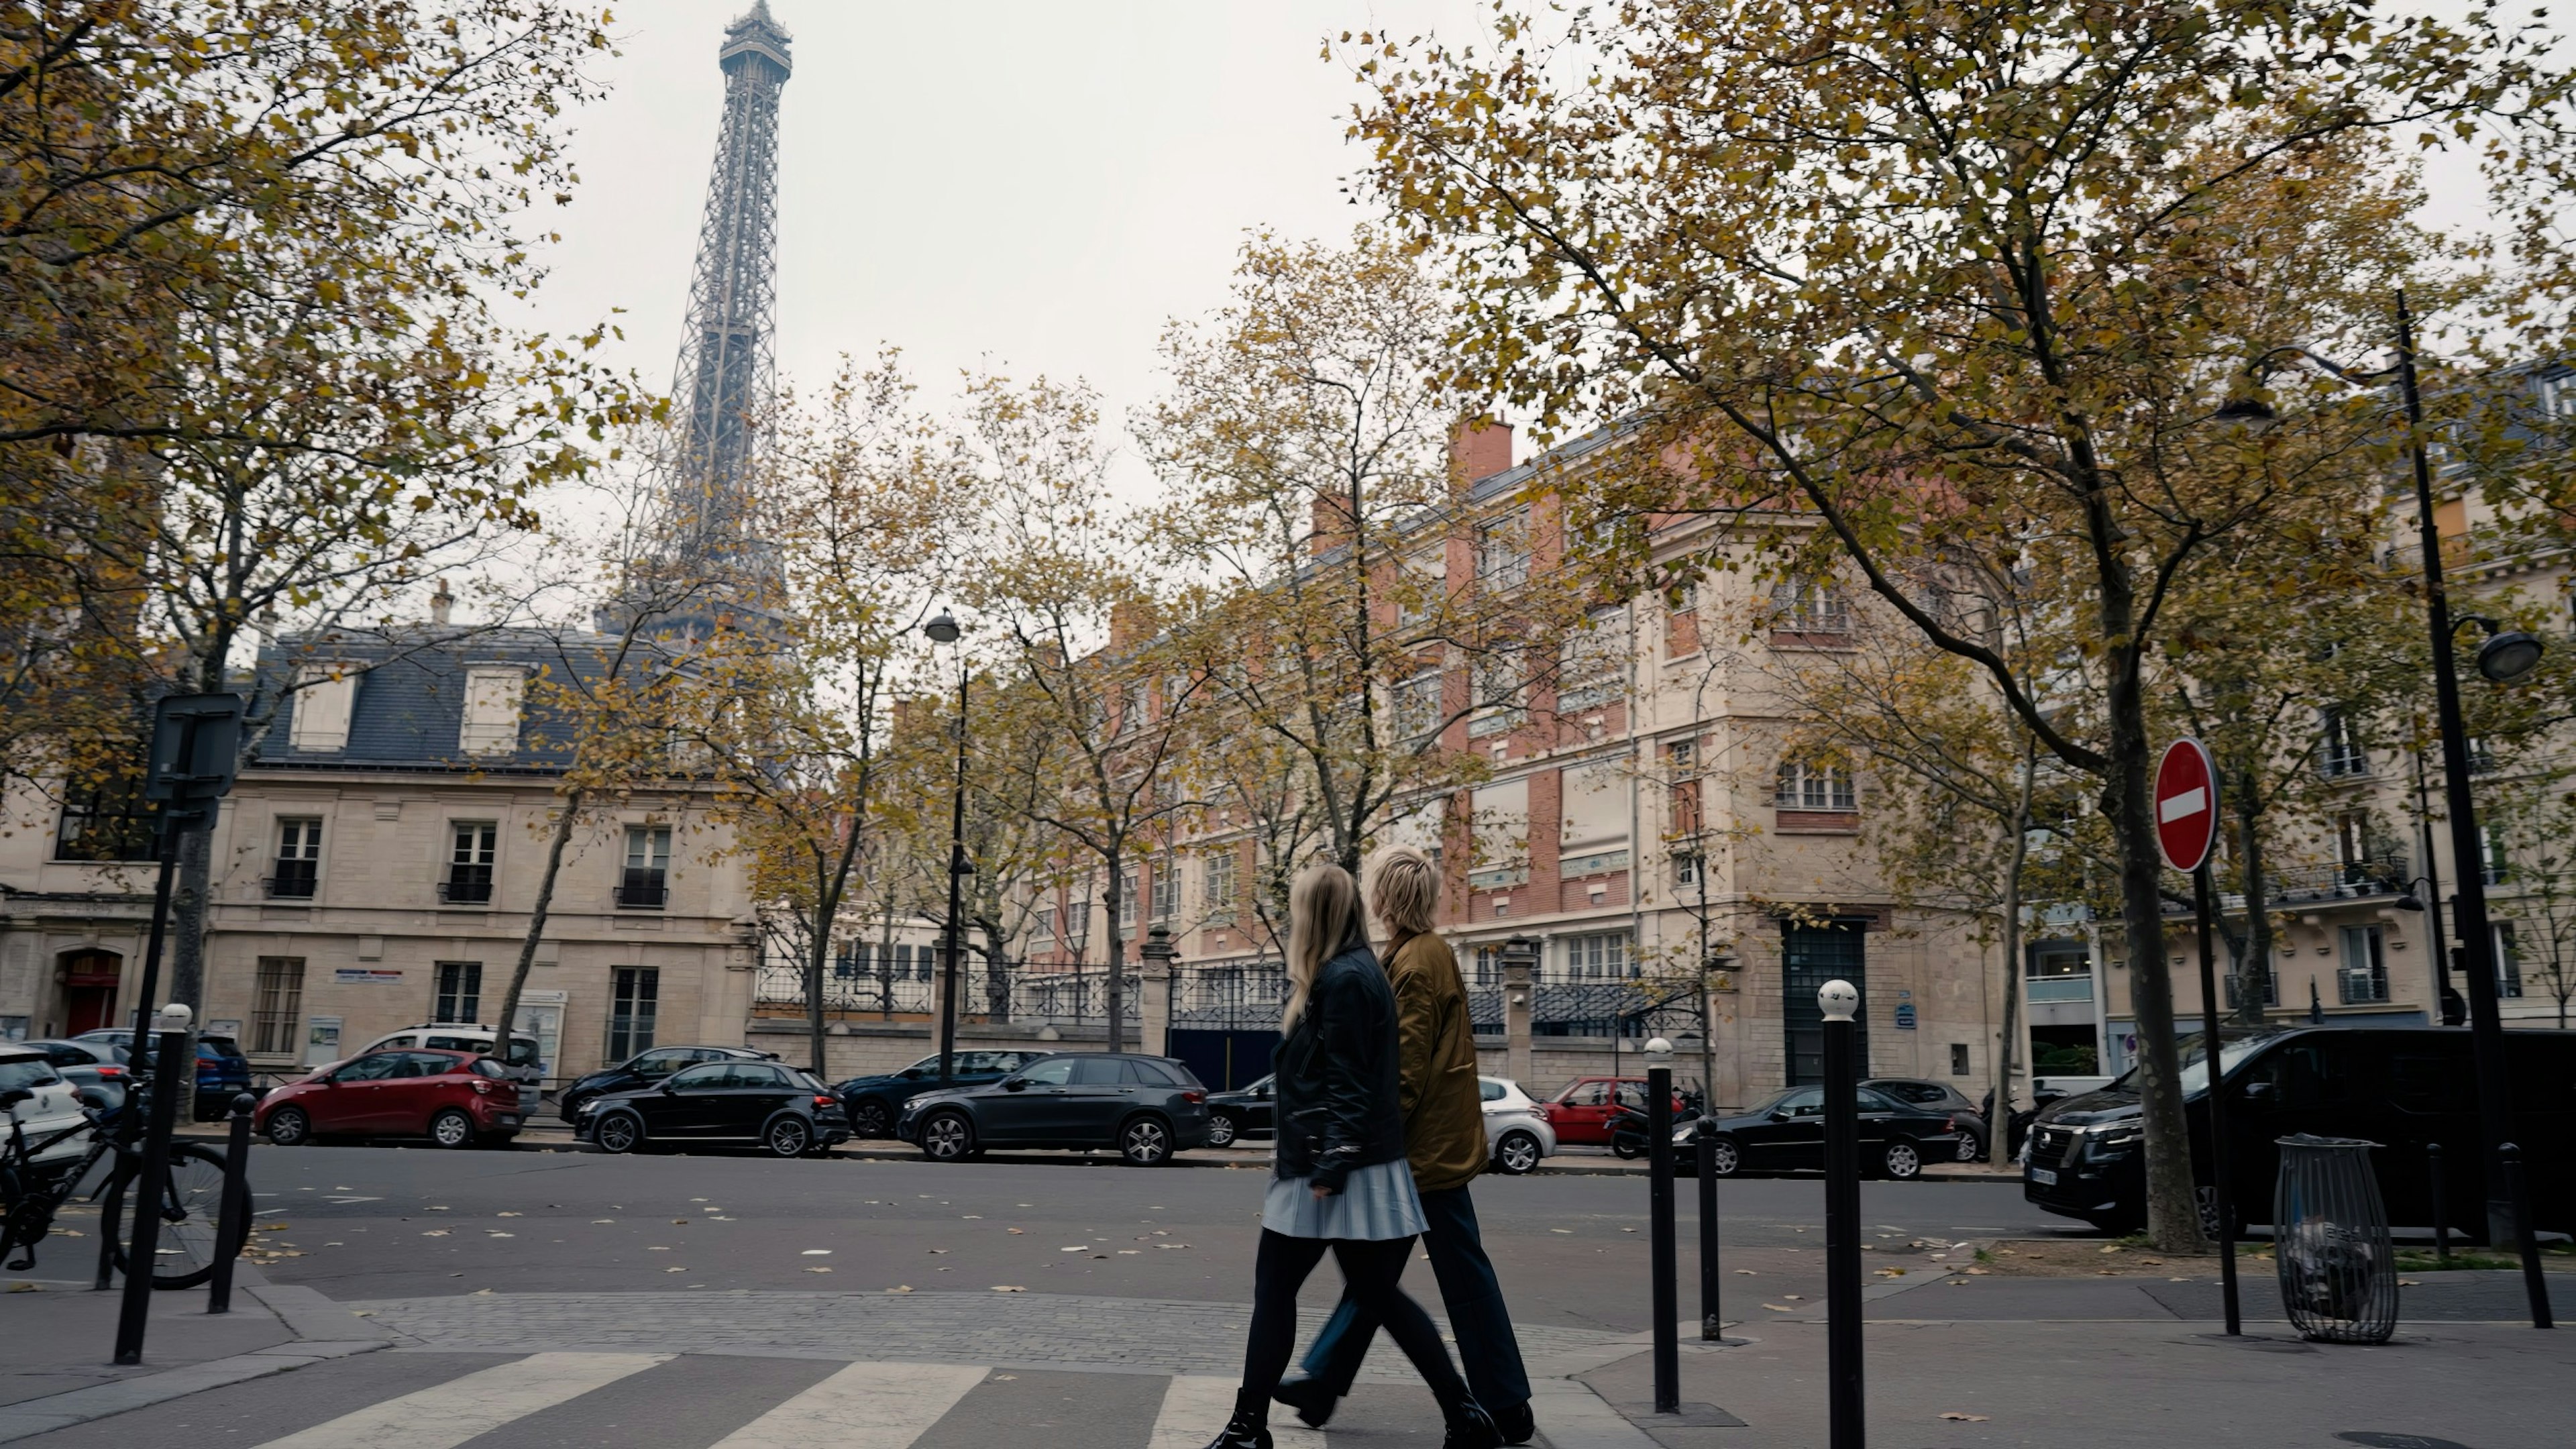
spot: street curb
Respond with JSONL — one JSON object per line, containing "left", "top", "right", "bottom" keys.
{"left": 0, "top": 1340, "right": 388, "bottom": 1443}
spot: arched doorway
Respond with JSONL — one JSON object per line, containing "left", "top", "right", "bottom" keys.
{"left": 61, "top": 949, "right": 123, "bottom": 1035}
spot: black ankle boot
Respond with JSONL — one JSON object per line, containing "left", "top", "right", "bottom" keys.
{"left": 1442, "top": 1396, "right": 1503, "bottom": 1449}
{"left": 1271, "top": 1373, "right": 1339, "bottom": 1428}
{"left": 1198, "top": 1411, "right": 1272, "bottom": 1449}
{"left": 1491, "top": 1397, "right": 1536, "bottom": 1446}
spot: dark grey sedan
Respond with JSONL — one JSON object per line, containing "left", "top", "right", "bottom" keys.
{"left": 1862, "top": 1077, "right": 1990, "bottom": 1161}
{"left": 895, "top": 1053, "right": 1213, "bottom": 1166}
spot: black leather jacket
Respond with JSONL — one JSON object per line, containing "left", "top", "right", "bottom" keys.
{"left": 1272, "top": 936, "right": 1409, "bottom": 1192}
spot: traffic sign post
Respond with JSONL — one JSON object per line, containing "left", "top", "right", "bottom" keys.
{"left": 2157, "top": 739, "right": 2239, "bottom": 1334}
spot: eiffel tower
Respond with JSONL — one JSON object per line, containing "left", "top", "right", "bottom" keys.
{"left": 606, "top": 1, "right": 792, "bottom": 639}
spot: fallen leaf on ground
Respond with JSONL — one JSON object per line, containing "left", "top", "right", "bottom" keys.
{"left": 470, "top": 1289, "right": 494, "bottom": 1296}
{"left": 1941, "top": 1413, "right": 1990, "bottom": 1422}
{"left": 1965, "top": 1267, "right": 1990, "bottom": 1275}
{"left": 2140, "top": 1258, "right": 2165, "bottom": 1266}
{"left": 1007, "top": 1228, "right": 1024, "bottom": 1235}
{"left": 421, "top": 1230, "right": 449, "bottom": 1238}
{"left": 806, "top": 1267, "right": 833, "bottom": 1274}
{"left": 2099, "top": 1245, "right": 2124, "bottom": 1254}
{"left": 991, "top": 1285, "right": 1025, "bottom": 1292}
{"left": 665, "top": 1267, "right": 688, "bottom": 1273}
{"left": 1784, "top": 1294, "right": 1805, "bottom": 1301}
{"left": 1550, "top": 1229, "right": 1572, "bottom": 1234}
{"left": 1763, "top": 1303, "right": 1796, "bottom": 1311}
{"left": 673, "top": 1219, "right": 689, "bottom": 1225}
{"left": 1735, "top": 1269, "right": 1758, "bottom": 1275}
{"left": 2399, "top": 1279, "right": 2422, "bottom": 1287}
{"left": 497, "top": 1212, "right": 521, "bottom": 1218}
{"left": 7, "top": 1283, "right": 41, "bottom": 1293}
{"left": 928, "top": 1249, "right": 949, "bottom": 1254}
{"left": 1876, "top": 1269, "right": 1904, "bottom": 1278}
{"left": 886, "top": 1285, "right": 912, "bottom": 1293}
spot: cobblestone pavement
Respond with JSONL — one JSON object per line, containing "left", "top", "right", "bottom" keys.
{"left": 337, "top": 1289, "right": 1643, "bottom": 1379}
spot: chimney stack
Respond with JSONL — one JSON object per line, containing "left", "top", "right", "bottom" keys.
{"left": 1450, "top": 418, "right": 1515, "bottom": 489}
{"left": 1310, "top": 490, "right": 1358, "bottom": 558}
{"left": 429, "top": 578, "right": 453, "bottom": 628}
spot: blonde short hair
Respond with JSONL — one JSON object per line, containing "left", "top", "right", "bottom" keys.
{"left": 1364, "top": 845, "right": 1439, "bottom": 936}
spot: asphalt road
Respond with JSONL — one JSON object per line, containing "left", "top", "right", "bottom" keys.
{"left": 237, "top": 1144, "right": 2083, "bottom": 1332}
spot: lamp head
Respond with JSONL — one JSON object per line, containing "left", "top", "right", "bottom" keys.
{"left": 2213, "top": 396, "right": 2279, "bottom": 424}
{"left": 2396, "top": 890, "right": 2426, "bottom": 912}
{"left": 1817, "top": 979, "right": 1858, "bottom": 1022}
{"left": 2476, "top": 629, "right": 2544, "bottom": 684}
{"left": 1643, "top": 1036, "right": 1675, "bottom": 1062}
{"left": 923, "top": 610, "right": 961, "bottom": 645}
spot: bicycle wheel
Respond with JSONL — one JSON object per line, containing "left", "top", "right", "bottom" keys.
{"left": 99, "top": 1143, "right": 247, "bottom": 1289}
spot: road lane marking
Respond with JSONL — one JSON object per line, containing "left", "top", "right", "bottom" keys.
{"left": 707, "top": 1360, "right": 987, "bottom": 1447}
{"left": 1150, "top": 1375, "right": 1325, "bottom": 1449}
{"left": 251, "top": 1352, "right": 665, "bottom": 1448}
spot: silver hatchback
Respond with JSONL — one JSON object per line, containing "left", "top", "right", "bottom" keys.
{"left": 1479, "top": 1076, "right": 1557, "bottom": 1175}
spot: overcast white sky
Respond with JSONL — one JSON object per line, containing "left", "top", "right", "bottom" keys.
{"left": 519, "top": 1, "right": 1484, "bottom": 496}
{"left": 515, "top": 0, "right": 2536, "bottom": 527}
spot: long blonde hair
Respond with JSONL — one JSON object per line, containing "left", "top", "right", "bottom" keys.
{"left": 1283, "top": 862, "right": 1360, "bottom": 1031}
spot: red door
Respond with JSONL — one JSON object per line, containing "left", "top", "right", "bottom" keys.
{"left": 61, "top": 950, "right": 121, "bottom": 1034}
{"left": 315, "top": 1052, "right": 403, "bottom": 1130}
{"left": 370, "top": 1052, "right": 453, "bottom": 1134}
{"left": 1551, "top": 1080, "right": 1615, "bottom": 1144}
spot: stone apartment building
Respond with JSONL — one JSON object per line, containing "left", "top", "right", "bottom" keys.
{"left": 0, "top": 623, "right": 758, "bottom": 1087}
{"left": 1008, "top": 425, "right": 2007, "bottom": 1108}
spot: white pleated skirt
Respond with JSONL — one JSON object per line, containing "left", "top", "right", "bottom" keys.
{"left": 1261, "top": 1158, "right": 1428, "bottom": 1241}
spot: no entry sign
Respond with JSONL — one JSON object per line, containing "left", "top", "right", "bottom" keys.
{"left": 2155, "top": 738, "right": 2220, "bottom": 873}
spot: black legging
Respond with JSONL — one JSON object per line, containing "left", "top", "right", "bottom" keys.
{"left": 1235, "top": 1228, "right": 1469, "bottom": 1426}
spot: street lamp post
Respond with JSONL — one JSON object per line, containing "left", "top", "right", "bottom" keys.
{"left": 924, "top": 610, "right": 973, "bottom": 1089}
{"left": 2229, "top": 297, "right": 2550, "bottom": 1315}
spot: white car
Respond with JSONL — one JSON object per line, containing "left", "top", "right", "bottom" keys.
{"left": 351, "top": 1024, "right": 544, "bottom": 1086}
{"left": 1480, "top": 1076, "right": 1557, "bottom": 1175}
{"left": 1, "top": 1044, "right": 95, "bottom": 1171}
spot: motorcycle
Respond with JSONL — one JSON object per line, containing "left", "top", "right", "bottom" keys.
{"left": 1606, "top": 1088, "right": 1700, "bottom": 1160}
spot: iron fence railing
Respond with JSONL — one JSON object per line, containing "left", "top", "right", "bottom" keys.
{"left": 1467, "top": 981, "right": 1705, "bottom": 1039}
{"left": 754, "top": 955, "right": 1145, "bottom": 1027}
{"left": 2168, "top": 852, "right": 2410, "bottom": 915}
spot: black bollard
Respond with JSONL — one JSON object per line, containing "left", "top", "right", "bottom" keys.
{"left": 2428, "top": 1143, "right": 2450, "bottom": 1269}
{"left": 1697, "top": 1116, "right": 1723, "bottom": 1340}
{"left": 2500, "top": 1144, "right": 2555, "bottom": 1330}
{"left": 1646, "top": 1055, "right": 1679, "bottom": 1414}
{"left": 207, "top": 1092, "right": 256, "bottom": 1316}
{"left": 2190, "top": 863, "right": 2241, "bottom": 1336}
{"left": 1820, "top": 979, "right": 1864, "bottom": 1449}
{"left": 113, "top": 1020, "right": 192, "bottom": 1364}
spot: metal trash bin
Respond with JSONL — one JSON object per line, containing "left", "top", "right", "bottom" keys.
{"left": 2274, "top": 1133, "right": 2397, "bottom": 1343}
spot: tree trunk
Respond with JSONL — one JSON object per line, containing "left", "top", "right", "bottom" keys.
{"left": 2104, "top": 661, "right": 2204, "bottom": 1252}
{"left": 2231, "top": 769, "right": 2274, "bottom": 1026}
{"left": 1990, "top": 742, "right": 2035, "bottom": 1165}
{"left": 1103, "top": 849, "right": 1126, "bottom": 1053}
{"left": 489, "top": 790, "right": 584, "bottom": 1117}
{"left": 806, "top": 900, "right": 829, "bottom": 1078}
{"left": 166, "top": 826, "right": 211, "bottom": 1009}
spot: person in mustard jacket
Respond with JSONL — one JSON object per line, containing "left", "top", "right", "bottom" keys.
{"left": 1273, "top": 845, "right": 1534, "bottom": 1444}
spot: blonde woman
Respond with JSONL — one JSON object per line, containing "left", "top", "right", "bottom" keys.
{"left": 1199, "top": 862, "right": 1499, "bottom": 1449}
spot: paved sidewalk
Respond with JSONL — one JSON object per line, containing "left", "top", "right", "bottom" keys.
{"left": 0, "top": 1278, "right": 295, "bottom": 1407}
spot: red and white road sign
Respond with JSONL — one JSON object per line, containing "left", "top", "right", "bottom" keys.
{"left": 2155, "top": 739, "right": 2220, "bottom": 873}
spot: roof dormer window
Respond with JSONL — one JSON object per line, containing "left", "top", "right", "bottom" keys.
{"left": 460, "top": 667, "right": 525, "bottom": 757}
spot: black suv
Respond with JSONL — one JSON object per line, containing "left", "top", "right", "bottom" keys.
{"left": 2025, "top": 1025, "right": 2576, "bottom": 1237}
{"left": 576, "top": 1059, "right": 851, "bottom": 1157}
{"left": 896, "top": 1053, "right": 1213, "bottom": 1165}
{"left": 557, "top": 1045, "right": 781, "bottom": 1124}
{"left": 835, "top": 1050, "right": 1049, "bottom": 1138}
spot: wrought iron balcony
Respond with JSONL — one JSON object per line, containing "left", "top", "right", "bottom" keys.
{"left": 614, "top": 869, "right": 667, "bottom": 910}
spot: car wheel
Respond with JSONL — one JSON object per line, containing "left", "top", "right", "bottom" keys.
{"left": 2196, "top": 1185, "right": 2243, "bottom": 1240}
{"left": 1955, "top": 1132, "right": 1982, "bottom": 1163}
{"left": 1881, "top": 1141, "right": 1923, "bottom": 1180}
{"left": 765, "top": 1117, "right": 812, "bottom": 1159}
{"left": 264, "top": 1106, "right": 310, "bottom": 1147}
{"left": 920, "top": 1110, "right": 976, "bottom": 1162}
{"left": 428, "top": 1108, "right": 476, "bottom": 1149}
{"left": 593, "top": 1111, "right": 644, "bottom": 1155}
{"left": 1705, "top": 1134, "right": 1742, "bottom": 1177}
{"left": 1119, "top": 1116, "right": 1172, "bottom": 1166}
{"left": 851, "top": 1099, "right": 892, "bottom": 1138}
{"left": 1494, "top": 1129, "right": 1542, "bottom": 1175}
{"left": 1205, "top": 1112, "right": 1239, "bottom": 1149}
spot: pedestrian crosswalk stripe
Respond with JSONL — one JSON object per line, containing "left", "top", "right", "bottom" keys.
{"left": 706, "top": 1360, "right": 989, "bottom": 1448}
{"left": 250, "top": 1352, "right": 667, "bottom": 1449}
{"left": 1150, "top": 1375, "right": 1327, "bottom": 1449}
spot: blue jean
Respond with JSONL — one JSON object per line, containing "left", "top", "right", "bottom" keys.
{"left": 1300, "top": 1183, "right": 1529, "bottom": 1409}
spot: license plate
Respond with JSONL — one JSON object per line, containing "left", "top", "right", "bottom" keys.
{"left": 495, "top": 1116, "right": 519, "bottom": 1126}
{"left": 2029, "top": 1167, "right": 2058, "bottom": 1187}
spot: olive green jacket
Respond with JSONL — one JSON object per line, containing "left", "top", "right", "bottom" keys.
{"left": 1386, "top": 929, "right": 1485, "bottom": 1193}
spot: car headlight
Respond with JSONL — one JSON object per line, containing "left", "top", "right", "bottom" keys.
{"left": 2090, "top": 1122, "right": 2141, "bottom": 1148}
{"left": 904, "top": 1095, "right": 932, "bottom": 1110}
{"left": 576, "top": 1100, "right": 599, "bottom": 1115}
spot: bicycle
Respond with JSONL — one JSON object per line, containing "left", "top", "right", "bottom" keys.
{"left": 1, "top": 1076, "right": 248, "bottom": 1289}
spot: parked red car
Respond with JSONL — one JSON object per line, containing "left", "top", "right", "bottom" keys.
{"left": 256, "top": 1048, "right": 524, "bottom": 1148}
{"left": 1545, "top": 1076, "right": 1689, "bottom": 1146}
